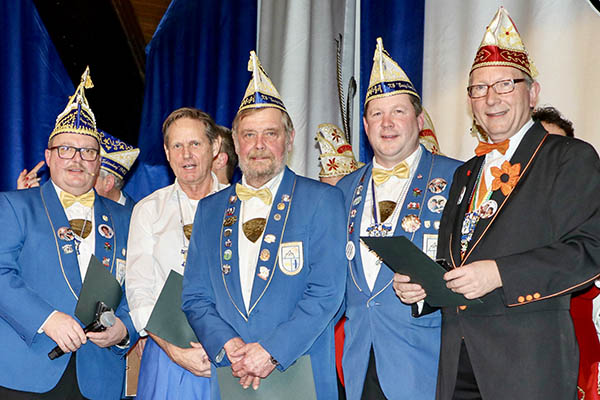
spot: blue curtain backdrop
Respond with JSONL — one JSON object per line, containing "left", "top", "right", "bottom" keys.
{"left": 124, "top": 0, "right": 257, "bottom": 201}
{"left": 0, "top": 0, "right": 73, "bottom": 191}
{"left": 359, "top": 0, "right": 425, "bottom": 163}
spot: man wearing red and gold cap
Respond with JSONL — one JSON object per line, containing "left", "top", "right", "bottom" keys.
{"left": 393, "top": 7, "right": 600, "bottom": 399}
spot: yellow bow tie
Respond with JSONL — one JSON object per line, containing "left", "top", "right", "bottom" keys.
{"left": 372, "top": 162, "right": 409, "bottom": 186}
{"left": 59, "top": 191, "right": 95, "bottom": 209}
{"left": 235, "top": 183, "right": 273, "bottom": 205}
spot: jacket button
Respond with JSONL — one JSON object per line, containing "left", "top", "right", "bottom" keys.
{"left": 526, "top": 294, "right": 533, "bottom": 301}
{"left": 459, "top": 305, "right": 467, "bottom": 310}
{"left": 533, "top": 292, "right": 541, "bottom": 299}
{"left": 517, "top": 296, "right": 525, "bottom": 303}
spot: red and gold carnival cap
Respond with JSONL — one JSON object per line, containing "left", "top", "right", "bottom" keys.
{"left": 471, "top": 7, "right": 538, "bottom": 78}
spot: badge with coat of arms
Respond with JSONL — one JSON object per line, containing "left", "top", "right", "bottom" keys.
{"left": 278, "top": 242, "right": 303, "bottom": 275}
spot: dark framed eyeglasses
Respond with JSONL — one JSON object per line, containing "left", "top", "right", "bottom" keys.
{"left": 48, "top": 145, "right": 99, "bottom": 161}
{"left": 467, "top": 78, "right": 526, "bottom": 99}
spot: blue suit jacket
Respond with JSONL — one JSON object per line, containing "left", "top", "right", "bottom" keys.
{"left": 182, "top": 167, "right": 347, "bottom": 399}
{"left": 0, "top": 180, "right": 138, "bottom": 399}
{"left": 336, "top": 147, "right": 461, "bottom": 400}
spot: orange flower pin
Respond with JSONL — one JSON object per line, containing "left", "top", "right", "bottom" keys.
{"left": 491, "top": 161, "right": 521, "bottom": 196}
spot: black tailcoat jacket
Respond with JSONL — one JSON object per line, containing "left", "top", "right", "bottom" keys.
{"left": 436, "top": 122, "right": 600, "bottom": 400}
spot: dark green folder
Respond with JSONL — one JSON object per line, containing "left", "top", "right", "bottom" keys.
{"left": 74, "top": 255, "right": 123, "bottom": 325}
{"left": 361, "top": 236, "right": 482, "bottom": 307}
{"left": 216, "top": 355, "right": 316, "bottom": 400}
{"left": 144, "top": 270, "right": 198, "bottom": 348}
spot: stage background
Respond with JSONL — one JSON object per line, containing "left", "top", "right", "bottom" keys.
{"left": 2, "top": 0, "right": 598, "bottom": 197}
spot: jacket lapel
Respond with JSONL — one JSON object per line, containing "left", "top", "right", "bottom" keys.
{"left": 450, "top": 157, "right": 484, "bottom": 267}
{"left": 462, "top": 123, "right": 549, "bottom": 264}
{"left": 248, "top": 168, "right": 296, "bottom": 314}
{"left": 219, "top": 184, "right": 247, "bottom": 320}
{"left": 348, "top": 164, "right": 373, "bottom": 296}
{"left": 40, "top": 181, "right": 83, "bottom": 296}
{"left": 94, "top": 195, "right": 117, "bottom": 275}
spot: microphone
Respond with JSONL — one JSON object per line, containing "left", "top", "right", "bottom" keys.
{"left": 48, "top": 306, "right": 115, "bottom": 360}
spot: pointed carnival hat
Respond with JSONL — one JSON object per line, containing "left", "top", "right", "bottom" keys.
{"left": 419, "top": 109, "right": 442, "bottom": 155}
{"left": 98, "top": 130, "right": 140, "bottom": 180}
{"left": 238, "top": 51, "right": 287, "bottom": 113}
{"left": 316, "top": 124, "right": 364, "bottom": 178}
{"left": 49, "top": 66, "right": 100, "bottom": 145}
{"left": 471, "top": 6, "right": 538, "bottom": 78}
{"left": 365, "top": 37, "right": 420, "bottom": 106}
{"left": 364, "top": 38, "right": 443, "bottom": 154}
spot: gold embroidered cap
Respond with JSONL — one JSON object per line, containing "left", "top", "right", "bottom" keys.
{"left": 471, "top": 7, "right": 538, "bottom": 78}
{"left": 365, "top": 37, "right": 420, "bottom": 106}
{"left": 419, "top": 108, "right": 442, "bottom": 155}
{"left": 238, "top": 51, "right": 287, "bottom": 113}
{"left": 49, "top": 66, "right": 100, "bottom": 145}
{"left": 316, "top": 124, "right": 364, "bottom": 178}
{"left": 98, "top": 130, "right": 140, "bottom": 180}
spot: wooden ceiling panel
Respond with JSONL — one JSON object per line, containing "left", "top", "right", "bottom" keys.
{"left": 130, "top": 0, "right": 171, "bottom": 44}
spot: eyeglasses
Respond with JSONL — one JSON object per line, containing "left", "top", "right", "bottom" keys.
{"left": 467, "top": 78, "right": 526, "bottom": 99}
{"left": 49, "top": 145, "right": 99, "bottom": 161}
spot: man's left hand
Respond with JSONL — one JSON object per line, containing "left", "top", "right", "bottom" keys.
{"left": 230, "top": 342, "right": 276, "bottom": 379}
{"left": 87, "top": 316, "right": 128, "bottom": 348}
{"left": 444, "top": 260, "right": 502, "bottom": 299}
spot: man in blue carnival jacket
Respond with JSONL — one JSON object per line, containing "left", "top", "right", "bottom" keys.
{"left": 182, "top": 51, "right": 347, "bottom": 399}
{"left": 0, "top": 68, "right": 137, "bottom": 400}
{"left": 335, "top": 38, "right": 461, "bottom": 400}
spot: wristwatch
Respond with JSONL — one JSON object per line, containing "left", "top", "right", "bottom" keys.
{"left": 117, "top": 332, "right": 130, "bottom": 348}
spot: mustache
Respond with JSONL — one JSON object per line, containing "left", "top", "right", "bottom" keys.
{"left": 248, "top": 150, "right": 274, "bottom": 159}
{"left": 66, "top": 162, "right": 95, "bottom": 176}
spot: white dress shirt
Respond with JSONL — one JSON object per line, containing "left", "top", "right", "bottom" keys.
{"left": 359, "top": 147, "right": 422, "bottom": 291}
{"left": 52, "top": 182, "right": 95, "bottom": 282}
{"left": 238, "top": 170, "right": 284, "bottom": 312}
{"left": 126, "top": 174, "right": 227, "bottom": 334}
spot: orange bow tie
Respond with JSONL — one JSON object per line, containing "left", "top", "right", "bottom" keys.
{"left": 474, "top": 139, "right": 509, "bottom": 157}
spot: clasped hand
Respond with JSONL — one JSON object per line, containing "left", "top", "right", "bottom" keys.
{"left": 225, "top": 337, "right": 276, "bottom": 390}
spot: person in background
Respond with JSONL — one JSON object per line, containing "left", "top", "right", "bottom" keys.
{"left": 125, "top": 107, "right": 227, "bottom": 399}
{"left": 94, "top": 130, "right": 139, "bottom": 211}
{"left": 532, "top": 105, "right": 574, "bottom": 137}
{"left": 211, "top": 124, "right": 238, "bottom": 185}
{"left": 393, "top": 8, "right": 600, "bottom": 399}
{"left": 182, "top": 51, "right": 346, "bottom": 399}
{"left": 0, "top": 67, "right": 137, "bottom": 399}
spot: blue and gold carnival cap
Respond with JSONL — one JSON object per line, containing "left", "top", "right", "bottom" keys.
{"left": 98, "top": 130, "right": 140, "bottom": 180}
{"left": 365, "top": 38, "right": 420, "bottom": 106}
{"left": 49, "top": 66, "right": 100, "bottom": 145}
{"left": 238, "top": 51, "right": 287, "bottom": 113}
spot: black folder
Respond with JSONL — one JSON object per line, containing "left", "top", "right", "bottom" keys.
{"left": 361, "top": 236, "right": 482, "bottom": 307}
{"left": 216, "top": 355, "right": 316, "bottom": 400}
{"left": 74, "top": 255, "right": 123, "bottom": 325}
{"left": 144, "top": 270, "right": 198, "bottom": 348}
